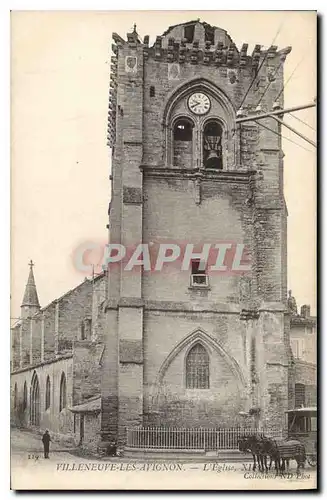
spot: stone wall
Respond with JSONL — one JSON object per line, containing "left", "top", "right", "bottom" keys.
{"left": 74, "top": 413, "right": 101, "bottom": 451}
{"left": 143, "top": 310, "right": 248, "bottom": 428}
{"left": 72, "top": 341, "right": 103, "bottom": 404}
{"left": 11, "top": 356, "right": 74, "bottom": 437}
{"left": 142, "top": 175, "right": 253, "bottom": 305}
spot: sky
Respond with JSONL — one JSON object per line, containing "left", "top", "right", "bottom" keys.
{"left": 10, "top": 10, "right": 316, "bottom": 321}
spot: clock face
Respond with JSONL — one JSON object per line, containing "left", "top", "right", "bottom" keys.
{"left": 188, "top": 92, "right": 211, "bottom": 115}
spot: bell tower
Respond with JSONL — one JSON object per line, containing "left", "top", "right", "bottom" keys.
{"left": 101, "top": 20, "right": 292, "bottom": 453}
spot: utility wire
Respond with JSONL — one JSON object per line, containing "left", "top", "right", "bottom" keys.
{"left": 239, "top": 22, "right": 284, "bottom": 109}
{"left": 275, "top": 52, "right": 308, "bottom": 103}
{"left": 289, "top": 112, "right": 316, "bottom": 132}
{"left": 256, "top": 120, "right": 315, "bottom": 154}
{"left": 256, "top": 61, "right": 283, "bottom": 107}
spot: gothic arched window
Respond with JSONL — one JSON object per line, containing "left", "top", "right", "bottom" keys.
{"left": 30, "top": 372, "right": 40, "bottom": 426}
{"left": 45, "top": 376, "right": 51, "bottom": 410}
{"left": 23, "top": 381, "right": 27, "bottom": 410}
{"left": 173, "top": 118, "right": 193, "bottom": 167}
{"left": 59, "top": 372, "right": 67, "bottom": 412}
{"left": 203, "top": 121, "right": 223, "bottom": 169}
{"left": 186, "top": 343, "right": 209, "bottom": 389}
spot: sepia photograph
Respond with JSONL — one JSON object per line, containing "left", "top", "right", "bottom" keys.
{"left": 10, "top": 9, "right": 317, "bottom": 490}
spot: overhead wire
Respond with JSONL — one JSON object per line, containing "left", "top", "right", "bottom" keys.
{"left": 239, "top": 21, "right": 284, "bottom": 109}
{"left": 288, "top": 112, "right": 316, "bottom": 132}
{"left": 255, "top": 61, "right": 283, "bottom": 107}
{"left": 256, "top": 120, "right": 316, "bottom": 154}
{"left": 274, "top": 52, "right": 308, "bottom": 103}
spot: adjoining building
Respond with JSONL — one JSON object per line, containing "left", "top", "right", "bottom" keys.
{"left": 11, "top": 261, "right": 106, "bottom": 450}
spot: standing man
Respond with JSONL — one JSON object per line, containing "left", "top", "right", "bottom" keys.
{"left": 42, "top": 429, "right": 51, "bottom": 459}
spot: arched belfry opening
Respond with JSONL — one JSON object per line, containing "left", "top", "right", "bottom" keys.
{"left": 203, "top": 121, "right": 223, "bottom": 169}
{"left": 173, "top": 118, "right": 193, "bottom": 167}
{"left": 164, "top": 79, "right": 236, "bottom": 169}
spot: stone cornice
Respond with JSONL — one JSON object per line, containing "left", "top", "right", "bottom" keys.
{"left": 105, "top": 297, "right": 241, "bottom": 313}
{"left": 140, "top": 165, "right": 255, "bottom": 184}
{"left": 145, "top": 300, "right": 240, "bottom": 314}
{"left": 104, "top": 298, "right": 296, "bottom": 315}
{"left": 119, "top": 297, "right": 144, "bottom": 308}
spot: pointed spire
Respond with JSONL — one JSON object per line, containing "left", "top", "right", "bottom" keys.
{"left": 21, "top": 260, "right": 40, "bottom": 309}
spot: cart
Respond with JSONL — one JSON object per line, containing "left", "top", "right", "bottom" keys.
{"left": 286, "top": 406, "right": 317, "bottom": 467}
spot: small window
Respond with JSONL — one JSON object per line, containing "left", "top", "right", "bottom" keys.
{"left": 186, "top": 343, "right": 209, "bottom": 389}
{"left": 150, "top": 86, "right": 155, "bottom": 97}
{"left": 184, "top": 24, "right": 195, "bottom": 43}
{"left": 190, "top": 260, "right": 208, "bottom": 287}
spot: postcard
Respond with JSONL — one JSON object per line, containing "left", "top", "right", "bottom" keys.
{"left": 10, "top": 10, "right": 317, "bottom": 490}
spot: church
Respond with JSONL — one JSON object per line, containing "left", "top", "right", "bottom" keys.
{"left": 11, "top": 20, "right": 316, "bottom": 456}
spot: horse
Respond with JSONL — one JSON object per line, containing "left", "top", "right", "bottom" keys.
{"left": 238, "top": 435, "right": 269, "bottom": 472}
{"left": 261, "top": 437, "right": 306, "bottom": 474}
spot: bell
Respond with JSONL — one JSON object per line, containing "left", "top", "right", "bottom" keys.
{"left": 206, "top": 149, "right": 221, "bottom": 169}
{"left": 205, "top": 135, "right": 222, "bottom": 169}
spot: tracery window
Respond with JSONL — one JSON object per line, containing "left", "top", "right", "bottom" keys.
{"left": 186, "top": 343, "right": 209, "bottom": 389}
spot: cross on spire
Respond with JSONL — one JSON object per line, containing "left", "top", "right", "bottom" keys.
{"left": 21, "top": 259, "right": 40, "bottom": 311}
{"left": 133, "top": 23, "right": 137, "bottom": 33}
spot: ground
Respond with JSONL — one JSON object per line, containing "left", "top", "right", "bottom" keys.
{"left": 10, "top": 428, "right": 317, "bottom": 490}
